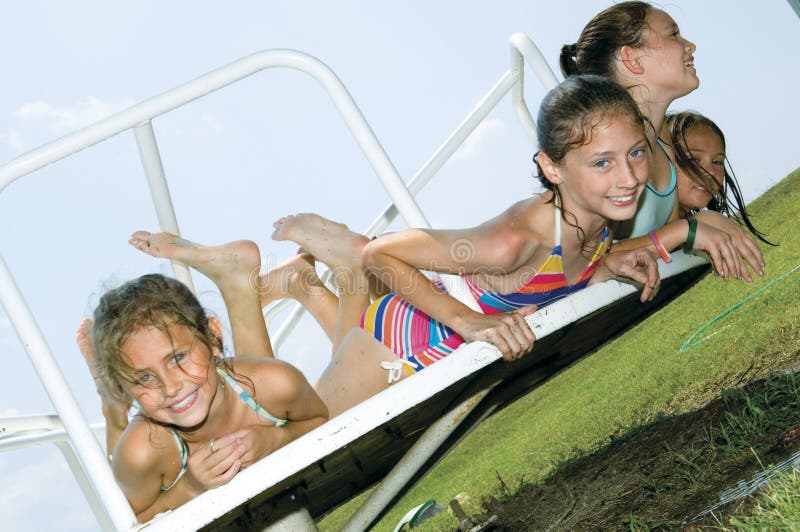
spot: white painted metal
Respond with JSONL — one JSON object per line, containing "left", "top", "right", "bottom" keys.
{"left": 133, "top": 122, "right": 196, "bottom": 293}
{"left": 261, "top": 506, "right": 317, "bottom": 531}
{"left": 55, "top": 441, "right": 116, "bottom": 531}
{"left": 269, "top": 33, "right": 560, "bottom": 348}
{"left": 140, "top": 252, "right": 707, "bottom": 531}
{"left": 509, "top": 33, "right": 560, "bottom": 147}
{"left": 0, "top": 255, "right": 137, "bottom": 530}
{"left": 342, "top": 385, "right": 497, "bottom": 532}
{"left": 788, "top": 0, "right": 800, "bottom": 18}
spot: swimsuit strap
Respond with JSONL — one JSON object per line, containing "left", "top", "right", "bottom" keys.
{"left": 647, "top": 139, "right": 678, "bottom": 197}
{"left": 216, "top": 366, "right": 288, "bottom": 427}
{"left": 553, "top": 201, "right": 562, "bottom": 247}
{"left": 160, "top": 429, "right": 188, "bottom": 492}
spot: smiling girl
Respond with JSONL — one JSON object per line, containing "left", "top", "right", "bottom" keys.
{"left": 561, "top": 1, "right": 764, "bottom": 281}
{"left": 79, "top": 241, "right": 328, "bottom": 522}
{"left": 665, "top": 110, "right": 773, "bottom": 245}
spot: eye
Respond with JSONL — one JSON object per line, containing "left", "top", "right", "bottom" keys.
{"left": 136, "top": 372, "right": 154, "bottom": 386}
{"left": 171, "top": 353, "right": 187, "bottom": 365}
{"left": 629, "top": 148, "right": 645, "bottom": 159}
{"left": 712, "top": 159, "right": 724, "bottom": 167}
{"left": 593, "top": 159, "right": 609, "bottom": 169}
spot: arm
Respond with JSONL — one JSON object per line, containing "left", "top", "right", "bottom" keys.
{"left": 612, "top": 217, "right": 751, "bottom": 282}
{"left": 233, "top": 358, "right": 329, "bottom": 467}
{"left": 362, "top": 206, "right": 538, "bottom": 359}
{"left": 114, "top": 421, "right": 245, "bottom": 523}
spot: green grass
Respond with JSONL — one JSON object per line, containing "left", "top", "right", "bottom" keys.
{"left": 729, "top": 469, "right": 800, "bottom": 529}
{"left": 319, "top": 169, "right": 800, "bottom": 531}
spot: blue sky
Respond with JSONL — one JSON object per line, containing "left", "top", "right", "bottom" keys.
{"left": 1, "top": 2, "right": 799, "bottom": 530}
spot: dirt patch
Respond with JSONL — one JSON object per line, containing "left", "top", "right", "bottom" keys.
{"left": 467, "top": 374, "right": 800, "bottom": 531}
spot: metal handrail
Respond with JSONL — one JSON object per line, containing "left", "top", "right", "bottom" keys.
{"left": 0, "top": 34, "right": 559, "bottom": 529}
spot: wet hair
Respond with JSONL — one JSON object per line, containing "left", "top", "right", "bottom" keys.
{"left": 665, "top": 111, "right": 775, "bottom": 245}
{"left": 92, "top": 273, "right": 242, "bottom": 406}
{"left": 534, "top": 75, "right": 648, "bottom": 246}
{"left": 560, "top": 1, "right": 652, "bottom": 80}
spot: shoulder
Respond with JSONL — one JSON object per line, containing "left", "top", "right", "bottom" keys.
{"left": 112, "top": 417, "right": 173, "bottom": 489}
{"left": 482, "top": 196, "right": 552, "bottom": 262}
{"left": 224, "top": 357, "right": 311, "bottom": 407}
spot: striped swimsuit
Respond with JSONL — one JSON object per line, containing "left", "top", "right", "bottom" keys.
{"left": 160, "top": 366, "right": 287, "bottom": 492}
{"left": 360, "top": 206, "right": 610, "bottom": 375}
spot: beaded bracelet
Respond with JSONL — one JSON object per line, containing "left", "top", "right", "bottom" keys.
{"left": 684, "top": 217, "right": 698, "bottom": 252}
{"left": 648, "top": 230, "right": 672, "bottom": 263}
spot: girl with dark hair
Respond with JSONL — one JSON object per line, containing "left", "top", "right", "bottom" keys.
{"left": 560, "top": 1, "right": 764, "bottom": 281}
{"left": 665, "top": 110, "right": 774, "bottom": 245}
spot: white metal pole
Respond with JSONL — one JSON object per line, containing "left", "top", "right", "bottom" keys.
{"left": 133, "top": 122, "right": 195, "bottom": 292}
{"left": 788, "top": 0, "right": 800, "bottom": 18}
{"left": 342, "top": 384, "right": 497, "bottom": 532}
{"left": 365, "top": 70, "right": 518, "bottom": 237}
{"left": 56, "top": 441, "right": 115, "bottom": 531}
{"left": 0, "top": 254, "right": 137, "bottom": 531}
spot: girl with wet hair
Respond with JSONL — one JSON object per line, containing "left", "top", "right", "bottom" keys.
{"left": 123, "top": 75, "right": 661, "bottom": 426}
{"left": 561, "top": 1, "right": 765, "bottom": 281}
{"left": 78, "top": 259, "right": 328, "bottom": 522}
{"left": 665, "top": 111, "right": 773, "bottom": 245}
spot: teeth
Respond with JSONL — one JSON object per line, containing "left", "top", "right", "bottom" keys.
{"left": 171, "top": 391, "right": 195, "bottom": 410}
{"left": 609, "top": 195, "right": 633, "bottom": 203}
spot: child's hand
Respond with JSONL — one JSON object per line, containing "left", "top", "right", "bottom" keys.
{"left": 693, "top": 211, "right": 764, "bottom": 279}
{"left": 454, "top": 305, "right": 537, "bottom": 361}
{"left": 229, "top": 426, "right": 286, "bottom": 469}
{"left": 185, "top": 435, "right": 247, "bottom": 491}
{"left": 602, "top": 249, "right": 661, "bottom": 302}
{"left": 692, "top": 221, "right": 753, "bottom": 281}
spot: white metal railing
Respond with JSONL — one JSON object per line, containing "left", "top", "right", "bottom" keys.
{"left": 0, "top": 34, "right": 558, "bottom": 530}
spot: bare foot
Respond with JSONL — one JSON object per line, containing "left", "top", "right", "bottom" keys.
{"left": 77, "top": 319, "right": 131, "bottom": 418}
{"left": 257, "top": 252, "right": 329, "bottom": 307}
{"left": 129, "top": 231, "right": 261, "bottom": 295}
{"left": 271, "top": 214, "right": 369, "bottom": 273}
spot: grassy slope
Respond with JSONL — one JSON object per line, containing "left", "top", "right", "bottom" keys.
{"left": 320, "top": 169, "right": 800, "bottom": 531}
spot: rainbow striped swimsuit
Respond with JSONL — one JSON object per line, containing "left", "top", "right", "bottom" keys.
{"left": 360, "top": 207, "right": 610, "bottom": 374}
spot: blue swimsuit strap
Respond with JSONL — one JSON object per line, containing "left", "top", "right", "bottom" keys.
{"left": 646, "top": 138, "right": 677, "bottom": 197}
{"left": 216, "top": 367, "right": 288, "bottom": 427}
{"left": 161, "top": 429, "right": 189, "bottom": 492}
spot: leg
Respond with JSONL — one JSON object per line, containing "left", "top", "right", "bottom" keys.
{"left": 272, "top": 214, "right": 371, "bottom": 352}
{"left": 77, "top": 319, "right": 130, "bottom": 455}
{"left": 129, "top": 231, "right": 273, "bottom": 358}
{"left": 315, "top": 328, "right": 407, "bottom": 417}
{"left": 257, "top": 252, "right": 340, "bottom": 342}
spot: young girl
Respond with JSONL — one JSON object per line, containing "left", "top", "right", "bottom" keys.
{"left": 127, "top": 75, "right": 659, "bottom": 419}
{"left": 665, "top": 110, "right": 774, "bottom": 245}
{"left": 560, "top": 1, "right": 764, "bottom": 281}
{"left": 78, "top": 240, "right": 329, "bottom": 523}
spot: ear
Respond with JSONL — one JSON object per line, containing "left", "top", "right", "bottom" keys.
{"left": 619, "top": 45, "right": 645, "bottom": 75}
{"left": 207, "top": 317, "right": 223, "bottom": 355}
{"left": 536, "top": 151, "right": 563, "bottom": 186}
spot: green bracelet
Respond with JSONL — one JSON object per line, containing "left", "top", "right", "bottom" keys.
{"left": 684, "top": 217, "right": 697, "bottom": 251}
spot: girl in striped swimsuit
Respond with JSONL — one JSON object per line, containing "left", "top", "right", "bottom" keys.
{"left": 257, "top": 75, "right": 661, "bottom": 415}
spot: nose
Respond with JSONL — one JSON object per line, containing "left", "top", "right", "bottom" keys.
{"left": 618, "top": 160, "right": 640, "bottom": 189}
{"left": 684, "top": 37, "right": 696, "bottom": 55}
{"left": 161, "top": 369, "right": 183, "bottom": 398}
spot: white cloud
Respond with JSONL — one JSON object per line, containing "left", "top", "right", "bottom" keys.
{"left": 451, "top": 118, "right": 506, "bottom": 163}
{"left": 4, "top": 128, "right": 27, "bottom": 151}
{"left": 13, "top": 97, "right": 135, "bottom": 134}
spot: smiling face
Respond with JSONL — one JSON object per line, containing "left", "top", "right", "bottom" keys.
{"left": 120, "top": 321, "right": 221, "bottom": 429}
{"left": 548, "top": 111, "right": 648, "bottom": 222}
{"left": 636, "top": 9, "right": 698, "bottom": 98}
{"left": 676, "top": 125, "right": 725, "bottom": 212}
